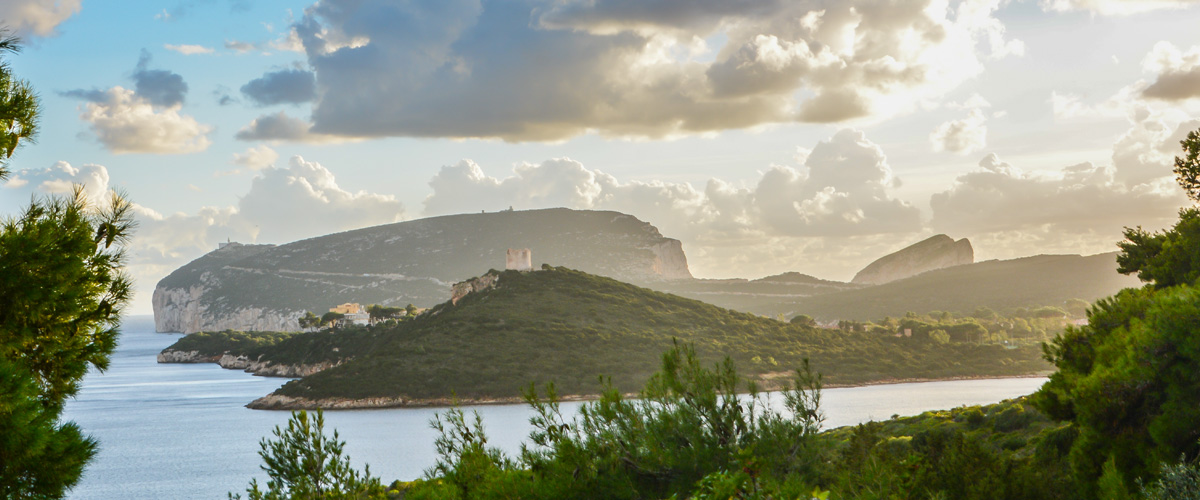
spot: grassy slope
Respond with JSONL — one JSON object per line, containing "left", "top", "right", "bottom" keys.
{"left": 258, "top": 267, "right": 1048, "bottom": 402}
{"left": 782, "top": 253, "right": 1140, "bottom": 320}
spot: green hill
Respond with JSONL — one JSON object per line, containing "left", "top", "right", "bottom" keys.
{"left": 189, "top": 267, "right": 1051, "bottom": 409}
{"left": 777, "top": 252, "right": 1140, "bottom": 321}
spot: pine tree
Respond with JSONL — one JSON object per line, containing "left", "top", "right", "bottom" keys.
{"left": 0, "top": 30, "right": 134, "bottom": 498}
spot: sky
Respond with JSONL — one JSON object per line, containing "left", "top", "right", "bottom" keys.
{"left": 1, "top": 0, "right": 1199, "bottom": 315}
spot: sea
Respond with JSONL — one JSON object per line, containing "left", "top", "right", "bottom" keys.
{"left": 61, "top": 316, "right": 1048, "bottom": 500}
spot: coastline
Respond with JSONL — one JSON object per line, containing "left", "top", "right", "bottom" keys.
{"left": 245, "top": 371, "right": 1054, "bottom": 411}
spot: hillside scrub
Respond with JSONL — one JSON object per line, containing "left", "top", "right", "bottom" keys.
{"left": 243, "top": 267, "right": 1050, "bottom": 404}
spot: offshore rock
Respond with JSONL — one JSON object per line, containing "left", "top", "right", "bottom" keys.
{"left": 852, "top": 235, "right": 974, "bottom": 285}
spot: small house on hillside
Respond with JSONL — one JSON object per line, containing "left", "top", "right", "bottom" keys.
{"left": 330, "top": 303, "right": 369, "bottom": 326}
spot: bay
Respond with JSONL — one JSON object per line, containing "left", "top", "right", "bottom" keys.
{"left": 62, "top": 316, "right": 1047, "bottom": 500}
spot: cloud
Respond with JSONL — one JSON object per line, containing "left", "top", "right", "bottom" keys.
{"left": 930, "top": 96, "right": 990, "bottom": 154}
{"left": 130, "top": 155, "right": 406, "bottom": 270}
{"left": 225, "top": 39, "right": 259, "bottom": 53}
{"left": 232, "top": 145, "right": 279, "bottom": 170}
{"left": 2, "top": 161, "right": 110, "bottom": 201}
{"left": 0, "top": 0, "right": 82, "bottom": 38}
{"left": 424, "top": 129, "right": 920, "bottom": 239}
{"left": 237, "top": 156, "right": 406, "bottom": 243}
{"left": 930, "top": 112, "right": 988, "bottom": 154}
{"left": 4, "top": 157, "right": 406, "bottom": 312}
{"left": 932, "top": 153, "right": 1183, "bottom": 237}
{"left": 132, "top": 50, "right": 189, "bottom": 107}
{"left": 1049, "top": 91, "right": 1128, "bottom": 120}
{"left": 164, "top": 43, "right": 214, "bottom": 55}
{"left": 234, "top": 111, "right": 341, "bottom": 143}
{"left": 1039, "top": 0, "right": 1200, "bottom": 15}
{"left": 213, "top": 85, "right": 238, "bottom": 106}
{"left": 240, "top": 68, "right": 317, "bottom": 105}
{"left": 78, "top": 87, "right": 212, "bottom": 154}
{"left": 282, "top": 0, "right": 1022, "bottom": 141}
{"left": 1142, "top": 41, "right": 1200, "bottom": 101}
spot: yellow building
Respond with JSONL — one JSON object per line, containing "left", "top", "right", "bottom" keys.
{"left": 329, "top": 303, "right": 363, "bottom": 314}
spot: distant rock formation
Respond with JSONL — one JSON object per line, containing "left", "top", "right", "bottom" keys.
{"left": 852, "top": 235, "right": 973, "bottom": 285}
{"left": 153, "top": 208, "right": 693, "bottom": 333}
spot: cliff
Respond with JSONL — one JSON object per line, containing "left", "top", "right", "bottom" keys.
{"left": 852, "top": 235, "right": 974, "bottom": 285}
{"left": 153, "top": 208, "right": 693, "bottom": 333}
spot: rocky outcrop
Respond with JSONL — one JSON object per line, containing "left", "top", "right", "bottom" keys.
{"left": 649, "top": 240, "right": 693, "bottom": 280}
{"left": 247, "top": 394, "right": 410, "bottom": 410}
{"left": 852, "top": 235, "right": 974, "bottom": 285}
{"left": 216, "top": 354, "right": 339, "bottom": 378}
{"left": 156, "top": 349, "right": 218, "bottom": 363}
{"left": 450, "top": 273, "right": 501, "bottom": 305}
{"left": 158, "top": 350, "right": 338, "bottom": 377}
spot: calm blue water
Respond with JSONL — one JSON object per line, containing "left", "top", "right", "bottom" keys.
{"left": 62, "top": 316, "right": 1047, "bottom": 499}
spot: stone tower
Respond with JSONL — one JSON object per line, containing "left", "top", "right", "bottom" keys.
{"left": 506, "top": 248, "right": 532, "bottom": 271}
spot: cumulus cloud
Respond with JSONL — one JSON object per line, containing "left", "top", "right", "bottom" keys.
{"left": 1142, "top": 41, "right": 1200, "bottom": 101}
{"left": 164, "top": 43, "right": 214, "bottom": 55}
{"left": 1047, "top": 42, "right": 1200, "bottom": 187}
{"left": 931, "top": 154, "right": 1182, "bottom": 238}
{"left": 235, "top": 111, "right": 341, "bottom": 143}
{"left": 240, "top": 68, "right": 317, "bottom": 106}
{"left": 1039, "top": 0, "right": 1200, "bottom": 15}
{"left": 930, "top": 96, "right": 990, "bottom": 154}
{"left": 424, "top": 129, "right": 920, "bottom": 239}
{"left": 2, "top": 161, "right": 110, "bottom": 201}
{"left": 132, "top": 156, "right": 405, "bottom": 253}
{"left": 274, "top": 0, "right": 1023, "bottom": 141}
{"left": 132, "top": 51, "right": 189, "bottom": 107}
{"left": 945, "top": 39, "right": 1200, "bottom": 243}
{"left": 0, "top": 0, "right": 82, "bottom": 38}
{"left": 232, "top": 145, "right": 280, "bottom": 170}
{"left": 238, "top": 156, "right": 406, "bottom": 242}
{"left": 78, "top": 87, "right": 212, "bottom": 154}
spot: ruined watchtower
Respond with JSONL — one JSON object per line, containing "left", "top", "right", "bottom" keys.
{"left": 506, "top": 248, "right": 532, "bottom": 271}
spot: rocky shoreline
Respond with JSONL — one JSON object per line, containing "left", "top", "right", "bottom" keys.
{"left": 157, "top": 349, "right": 342, "bottom": 378}
{"left": 240, "top": 372, "right": 1054, "bottom": 411}
{"left": 246, "top": 392, "right": 607, "bottom": 411}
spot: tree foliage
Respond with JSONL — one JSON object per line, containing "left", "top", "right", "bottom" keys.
{"left": 1117, "top": 207, "right": 1200, "bottom": 288}
{"left": 232, "top": 410, "right": 384, "bottom": 500}
{"left": 1173, "top": 129, "right": 1200, "bottom": 202}
{"left": 404, "top": 342, "right": 826, "bottom": 500}
{"left": 299, "top": 312, "right": 321, "bottom": 331}
{"left": 0, "top": 31, "right": 133, "bottom": 499}
{"left": 0, "top": 30, "right": 37, "bottom": 171}
{"left": 1036, "top": 125, "right": 1200, "bottom": 495}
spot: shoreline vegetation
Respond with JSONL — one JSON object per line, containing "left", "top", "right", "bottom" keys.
{"left": 160, "top": 266, "right": 1069, "bottom": 411}
{"left": 240, "top": 372, "right": 1054, "bottom": 411}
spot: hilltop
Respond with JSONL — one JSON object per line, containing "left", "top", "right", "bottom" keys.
{"left": 852, "top": 234, "right": 974, "bottom": 285}
{"left": 152, "top": 208, "right": 692, "bottom": 333}
{"left": 159, "top": 266, "right": 1050, "bottom": 409}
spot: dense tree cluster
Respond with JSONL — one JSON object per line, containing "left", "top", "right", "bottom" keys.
{"left": 0, "top": 32, "right": 134, "bottom": 498}
{"left": 1035, "top": 128, "right": 1200, "bottom": 497}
